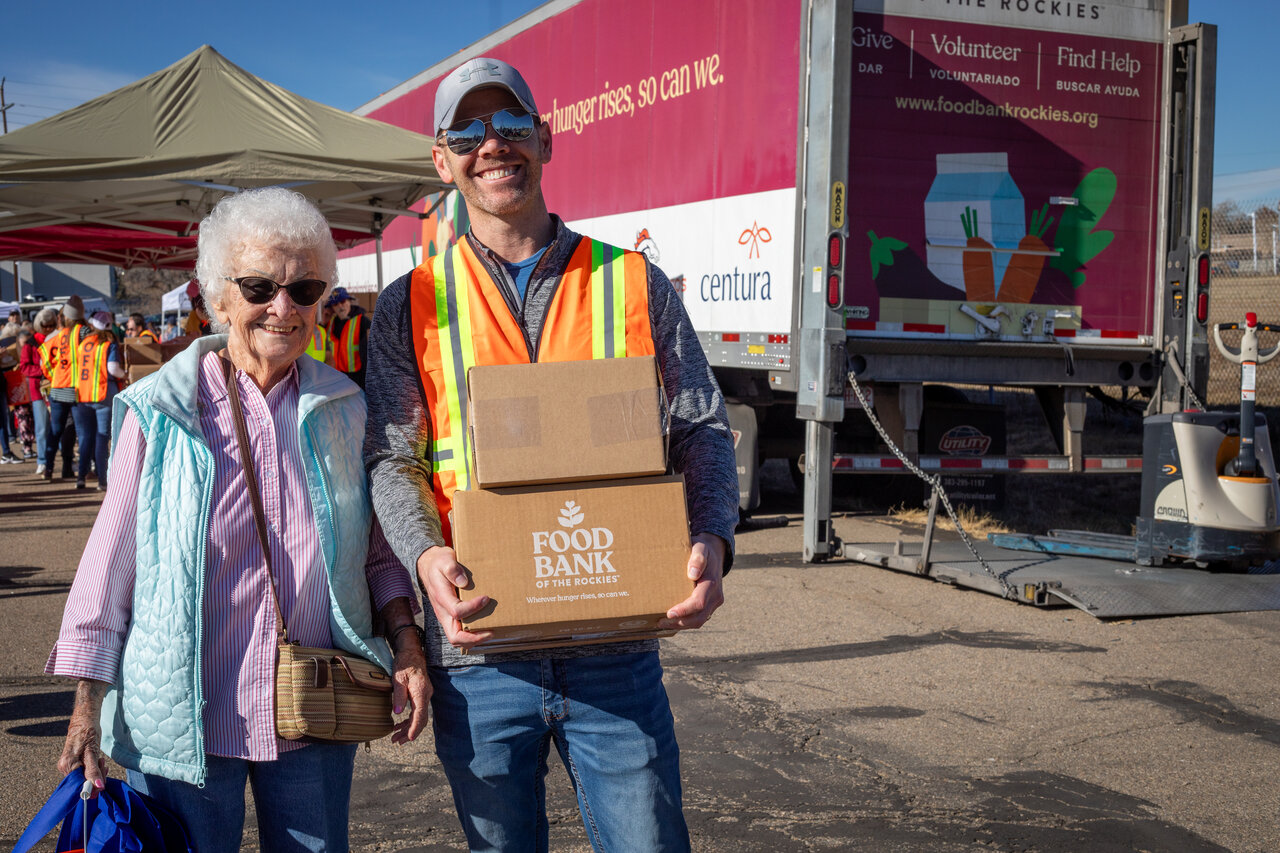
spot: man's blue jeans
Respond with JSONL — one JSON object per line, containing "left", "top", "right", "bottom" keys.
{"left": 429, "top": 650, "right": 689, "bottom": 853}
{"left": 126, "top": 743, "right": 358, "bottom": 853}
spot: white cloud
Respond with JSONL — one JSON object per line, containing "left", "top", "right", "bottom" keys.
{"left": 6, "top": 60, "right": 140, "bottom": 130}
{"left": 1216, "top": 168, "right": 1280, "bottom": 208}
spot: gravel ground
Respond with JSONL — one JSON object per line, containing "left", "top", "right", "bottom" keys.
{"left": 2, "top": 458, "right": 1278, "bottom": 852}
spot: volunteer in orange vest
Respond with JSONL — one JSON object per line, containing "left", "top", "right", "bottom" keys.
{"left": 325, "top": 286, "right": 367, "bottom": 387}
{"left": 361, "top": 57, "right": 738, "bottom": 851}
{"left": 303, "top": 319, "right": 332, "bottom": 365}
{"left": 125, "top": 312, "right": 160, "bottom": 344}
{"left": 39, "top": 297, "right": 88, "bottom": 482}
{"left": 70, "top": 311, "right": 125, "bottom": 490}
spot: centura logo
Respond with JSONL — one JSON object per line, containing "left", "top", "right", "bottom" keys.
{"left": 699, "top": 219, "right": 775, "bottom": 303}
{"left": 938, "top": 425, "right": 992, "bottom": 456}
{"left": 530, "top": 501, "right": 621, "bottom": 587}
{"left": 634, "top": 228, "right": 660, "bottom": 263}
{"left": 738, "top": 221, "right": 772, "bottom": 259}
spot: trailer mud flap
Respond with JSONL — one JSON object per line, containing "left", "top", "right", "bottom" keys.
{"left": 843, "top": 539, "right": 1280, "bottom": 618}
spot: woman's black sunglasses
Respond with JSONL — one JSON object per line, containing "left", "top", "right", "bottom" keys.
{"left": 225, "top": 276, "right": 328, "bottom": 306}
{"left": 443, "top": 109, "right": 537, "bottom": 155}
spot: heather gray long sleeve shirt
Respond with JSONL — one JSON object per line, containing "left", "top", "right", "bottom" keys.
{"left": 363, "top": 217, "right": 739, "bottom": 666}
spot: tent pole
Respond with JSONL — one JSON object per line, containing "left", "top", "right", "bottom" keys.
{"left": 374, "top": 213, "right": 385, "bottom": 292}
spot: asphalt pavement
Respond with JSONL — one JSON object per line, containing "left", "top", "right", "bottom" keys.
{"left": 1, "top": 458, "right": 1277, "bottom": 852}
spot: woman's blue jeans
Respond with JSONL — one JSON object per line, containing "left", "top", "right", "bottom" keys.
{"left": 71, "top": 402, "right": 110, "bottom": 486}
{"left": 126, "top": 743, "right": 358, "bottom": 853}
{"left": 45, "top": 398, "right": 77, "bottom": 475}
{"left": 31, "top": 398, "right": 48, "bottom": 463}
{"left": 429, "top": 650, "right": 689, "bottom": 853}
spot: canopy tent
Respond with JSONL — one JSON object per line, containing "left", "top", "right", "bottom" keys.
{"left": 160, "top": 280, "right": 193, "bottom": 314}
{"left": 157, "top": 279, "right": 195, "bottom": 329}
{"left": 0, "top": 46, "right": 445, "bottom": 283}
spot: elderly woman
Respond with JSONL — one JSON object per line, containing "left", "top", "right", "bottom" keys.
{"left": 48, "top": 188, "right": 430, "bottom": 852}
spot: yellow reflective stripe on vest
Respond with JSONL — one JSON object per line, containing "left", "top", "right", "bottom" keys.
{"left": 430, "top": 245, "right": 477, "bottom": 488}
{"left": 305, "top": 325, "right": 327, "bottom": 360}
{"left": 590, "top": 240, "right": 628, "bottom": 359}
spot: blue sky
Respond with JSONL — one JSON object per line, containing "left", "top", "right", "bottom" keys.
{"left": 1, "top": 0, "right": 1272, "bottom": 191}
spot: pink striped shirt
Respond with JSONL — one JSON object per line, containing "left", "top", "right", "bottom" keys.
{"left": 47, "top": 351, "right": 413, "bottom": 760}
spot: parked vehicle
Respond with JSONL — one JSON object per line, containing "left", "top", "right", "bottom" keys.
{"left": 342, "top": 0, "right": 1216, "bottom": 561}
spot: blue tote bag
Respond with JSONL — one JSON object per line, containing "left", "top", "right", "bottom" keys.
{"left": 10, "top": 768, "right": 194, "bottom": 853}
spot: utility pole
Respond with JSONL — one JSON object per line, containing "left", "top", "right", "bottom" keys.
{"left": 0, "top": 78, "right": 11, "bottom": 133}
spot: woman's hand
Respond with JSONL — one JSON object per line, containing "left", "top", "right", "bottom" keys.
{"left": 380, "top": 597, "right": 431, "bottom": 744}
{"left": 58, "top": 679, "right": 108, "bottom": 788}
{"left": 389, "top": 628, "right": 431, "bottom": 744}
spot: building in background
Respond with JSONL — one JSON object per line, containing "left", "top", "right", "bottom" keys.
{"left": 0, "top": 262, "right": 117, "bottom": 308}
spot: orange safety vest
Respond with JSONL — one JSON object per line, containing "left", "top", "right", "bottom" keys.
{"left": 75, "top": 337, "right": 112, "bottom": 403}
{"left": 137, "top": 329, "right": 160, "bottom": 344}
{"left": 409, "top": 236, "right": 653, "bottom": 544}
{"left": 332, "top": 313, "right": 363, "bottom": 373}
{"left": 40, "top": 325, "right": 87, "bottom": 389}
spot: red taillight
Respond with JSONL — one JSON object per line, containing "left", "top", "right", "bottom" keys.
{"left": 827, "top": 274, "right": 842, "bottom": 307}
{"left": 722, "top": 333, "right": 740, "bottom": 342}
{"left": 1247, "top": 311, "right": 1257, "bottom": 328}
{"left": 1197, "top": 254, "right": 1210, "bottom": 286}
{"left": 828, "top": 234, "right": 843, "bottom": 268}
{"left": 1196, "top": 292, "right": 1209, "bottom": 324}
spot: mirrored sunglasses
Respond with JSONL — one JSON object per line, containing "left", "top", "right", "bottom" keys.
{"left": 444, "top": 108, "right": 537, "bottom": 155}
{"left": 225, "top": 276, "right": 328, "bottom": 306}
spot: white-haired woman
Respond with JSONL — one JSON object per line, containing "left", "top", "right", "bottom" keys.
{"left": 48, "top": 187, "right": 430, "bottom": 852}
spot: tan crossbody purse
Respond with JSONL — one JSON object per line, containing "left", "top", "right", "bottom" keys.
{"left": 224, "top": 355, "right": 394, "bottom": 744}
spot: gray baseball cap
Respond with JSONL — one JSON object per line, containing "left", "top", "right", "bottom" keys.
{"left": 434, "top": 57, "right": 538, "bottom": 134}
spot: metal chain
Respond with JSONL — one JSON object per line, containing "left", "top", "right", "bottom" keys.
{"left": 846, "top": 372, "right": 1018, "bottom": 599}
{"left": 1165, "top": 341, "right": 1207, "bottom": 411}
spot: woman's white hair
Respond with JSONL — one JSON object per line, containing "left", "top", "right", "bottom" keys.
{"left": 33, "top": 307, "right": 59, "bottom": 332}
{"left": 195, "top": 187, "right": 338, "bottom": 332}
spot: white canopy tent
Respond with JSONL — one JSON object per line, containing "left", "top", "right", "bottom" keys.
{"left": 160, "top": 280, "right": 194, "bottom": 326}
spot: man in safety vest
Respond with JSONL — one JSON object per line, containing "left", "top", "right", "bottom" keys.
{"left": 124, "top": 313, "right": 160, "bottom": 344}
{"left": 362, "top": 57, "right": 738, "bottom": 851}
{"left": 325, "top": 286, "right": 367, "bottom": 387}
{"left": 38, "top": 298, "right": 88, "bottom": 481}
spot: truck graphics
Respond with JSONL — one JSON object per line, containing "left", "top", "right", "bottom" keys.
{"left": 848, "top": 7, "right": 1164, "bottom": 341}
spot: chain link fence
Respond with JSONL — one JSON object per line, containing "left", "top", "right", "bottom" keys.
{"left": 1207, "top": 194, "right": 1280, "bottom": 406}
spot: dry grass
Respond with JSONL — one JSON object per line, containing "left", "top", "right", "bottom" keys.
{"left": 1208, "top": 273, "right": 1280, "bottom": 406}
{"left": 887, "top": 501, "right": 1013, "bottom": 537}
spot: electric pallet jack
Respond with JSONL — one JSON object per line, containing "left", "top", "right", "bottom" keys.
{"left": 994, "top": 313, "right": 1280, "bottom": 571}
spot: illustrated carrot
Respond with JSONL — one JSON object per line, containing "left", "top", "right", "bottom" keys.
{"left": 999, "top": 204, "right": 1056, "bottom": 304}
{"left": 960, "top": 206, "right": 995, "bottom": 302}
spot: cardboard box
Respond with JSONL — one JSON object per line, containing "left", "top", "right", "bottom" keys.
{"left": 452, "top": 475, "right": 692, "bottom": 651}
{"left": 467, "top": 356, "right": 667, "bottom": 488}
{"left": 127, "top": 364, "right": 162, "bottom": 383}
{"left": 123, "top": 337, "right": 163, "bottom": 366}
{"left": 124, "top": 336, "right": 195, "bottom": 367}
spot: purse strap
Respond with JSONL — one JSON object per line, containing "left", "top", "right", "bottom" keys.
{"left": 223, "top": 354, "right": 289, "bottom": 645}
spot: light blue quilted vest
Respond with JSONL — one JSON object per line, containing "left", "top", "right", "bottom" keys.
{"left": 99, "top": 335, "right": 394, "bottom": 786}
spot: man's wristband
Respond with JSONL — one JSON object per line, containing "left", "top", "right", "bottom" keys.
{"left": 388, "top": 623, "right": 426, "bottom": 651}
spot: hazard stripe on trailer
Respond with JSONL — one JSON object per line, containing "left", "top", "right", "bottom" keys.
{"left": 832, "top": 455, "right": 1143, "bottom": 473}
{"left": 845, "top": 319, "right": 1149, "bottom": 345}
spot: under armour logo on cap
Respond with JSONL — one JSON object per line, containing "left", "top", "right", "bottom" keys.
{"left": 458, "top": 62, "right": 503, "bottom": 83}
{"left": 434, "top": 56, "right": 539, "bottom": 134}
